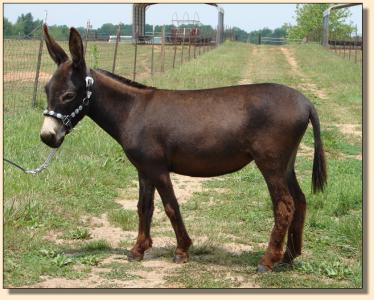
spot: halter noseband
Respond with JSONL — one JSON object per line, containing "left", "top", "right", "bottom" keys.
{"left": 43, "top": 75, "right": 94, "bottom": 131}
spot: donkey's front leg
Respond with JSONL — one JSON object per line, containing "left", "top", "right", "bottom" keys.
{"left": 128, "top": 172, "right": 155, "bottom": 261}
{"left": 155, "top": 172, "right": 192, "bottom": 263}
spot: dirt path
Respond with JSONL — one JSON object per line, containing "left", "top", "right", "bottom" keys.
{"left": 238, "top": 46, "right": 258, "bottom": 85}
{"left": 280, "top": 47, "right": 328, "bottom": 100}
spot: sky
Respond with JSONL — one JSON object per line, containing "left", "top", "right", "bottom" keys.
{"left": 3, "top": 3, "right": 363, "bottom": 34}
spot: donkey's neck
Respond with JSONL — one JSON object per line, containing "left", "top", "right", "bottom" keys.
{"left": 86, "top": 70, "right": 151, "bottom": 144}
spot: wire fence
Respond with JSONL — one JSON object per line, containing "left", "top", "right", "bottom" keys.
{"left": 328, "top": 30, "right": 363, "bottom": 64}
{"left": 247, "top": 29, "right": 362, "bottom": 65}
{"left": 4, "top": 24, "right": 219, "bottom": 115}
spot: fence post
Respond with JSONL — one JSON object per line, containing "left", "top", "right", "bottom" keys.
{"left": 194, "top": 35, "right": 197, "bottom": 59}
{"left": 133, "top": 26, "right": 138, "bottom": 81}
{"left": 180, "top": 28, "right": 185, "bottom": 65}
{"left": 354, "top": 28, "right": 358, "bottom": 64}
{"left": 160, "top": 26, "right": 165, "bottom": 72}
{"left": 32, "top": 25, "right": 44, "bottom": 108}
{"left": 84, "top": 19, "right": 91, "bottom": 55}
{"left": 151, "top": 26, "right": 155, "bottom": 76}
{"left": 188, "top": 30, "right": 191, "bottom": 61}
{"left": 112, "top": 23, "right": 121, "bottom": 73}
{"left": 258, "top": 33, "right": 261, "bottom": 45}
{"left": 172, "top": 41, "right": 177, "bottom": 68}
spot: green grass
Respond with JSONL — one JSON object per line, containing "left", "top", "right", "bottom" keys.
{"left": 3, "top": 41, "right": 362, "bottom": 288}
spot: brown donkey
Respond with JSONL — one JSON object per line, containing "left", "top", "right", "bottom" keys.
{"left": 40, "top": 26, "right": 327, "bottom": 272}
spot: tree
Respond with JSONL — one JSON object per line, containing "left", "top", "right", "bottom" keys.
{"left": 288, "top": 4, "right": 354, "bottom": 42}
{"left": 3, "top": 17, "right": 14, "bottom": 37}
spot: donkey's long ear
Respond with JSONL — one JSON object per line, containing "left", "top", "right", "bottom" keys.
{"left": 43, "top": 24, "right": 68, "bottom": 65}
{"left": 69, "top": 27, "right": 86, "bottom": 69}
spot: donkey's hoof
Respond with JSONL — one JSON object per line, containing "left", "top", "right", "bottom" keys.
{"left": 127, "top": 252, "right": 143, "bottom": 262}
{"left": 257, "top": 264, "right": 271, "bottom": 273}
{"left": 173, "top": 254, "right": 188, "bottom": 264}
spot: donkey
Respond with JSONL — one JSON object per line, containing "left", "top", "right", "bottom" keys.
{"left": 40, "top": 25, "right": 326, "bottom": 272}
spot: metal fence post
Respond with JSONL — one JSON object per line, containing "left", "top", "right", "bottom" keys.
{"left": 32, "top": 25, "right": 44, "bottom": 108}
{"left": 133, "top": 26, "right": 138, "bottom": 81}
{"left": 112, "top": 23, "right": 121, "bottom": 73}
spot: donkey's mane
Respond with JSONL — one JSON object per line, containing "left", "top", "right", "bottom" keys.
{"left": 95, "top": 68, "right": 154, "bottom": 90}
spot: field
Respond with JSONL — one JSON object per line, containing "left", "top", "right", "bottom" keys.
{"left": 3, "top": 41, "right": 362, "bottom": 288}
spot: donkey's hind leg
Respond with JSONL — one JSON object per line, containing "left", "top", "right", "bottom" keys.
{"left": 282, "top": 169, "right": 307, "bottom": 264}
{"left": 255, "top": 160, "right": 295, "bottom": 272}
{"left": 128, "top": 172, "right": 155, "bottom": 261}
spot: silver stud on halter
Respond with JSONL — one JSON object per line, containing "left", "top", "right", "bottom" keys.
{"left": 43, "top": 76, "right": 94, "bottom": 130}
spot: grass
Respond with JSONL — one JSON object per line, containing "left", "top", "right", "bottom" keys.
{"left": 3, "top": 41, "right": 362, "bottom": 288}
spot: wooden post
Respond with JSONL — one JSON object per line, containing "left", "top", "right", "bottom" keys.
{"left": 180, "top": 28, "right": 185, "bottom": 65}
{"left": 354, "top": 28, "right": 358, "bottom": 64}
{"left": 151, "top": 26, "right": 155, "bottom": 76}
{"left": 133, "top": 26, "right": 138, "bottom": 81}
{"left": 160, "top": 26, "right": 165, "bottom": 72}
{"left": 193, "top": 34, "right": 197, "bottom": 59}
{"left": 84, "top": 19, "right": 91, "bottom": 55}
{"left": 32, "top": 25, "right": 44, "bottom": 108}
{"left": 112, "top": 23, "right": 121, "bottom": 73}
{"left": 258, "top": 33, "right": 261, "bottom": 45}
{"left": 172, "top": 42, "right": 177, "bottom": 68}
{"left": 188, "top": 29, "right": 191, "bottom": 61}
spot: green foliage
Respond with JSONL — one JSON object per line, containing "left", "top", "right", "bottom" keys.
{"left": 288, "top": 4, "right": 355, "bottom": 41}
{"left": 4, "top": 13, "right": 42, "bottom": 38}
{"left": 247, "top": 24, "right": 289, "bottom": 44}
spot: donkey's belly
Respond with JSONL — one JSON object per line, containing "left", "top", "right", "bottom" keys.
{"left": 169, "top": 151, "right": 252, "bottom": 177}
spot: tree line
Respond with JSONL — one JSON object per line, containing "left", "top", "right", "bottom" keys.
{"left": 4, "top": 5, "right": 357, "bottom": 42}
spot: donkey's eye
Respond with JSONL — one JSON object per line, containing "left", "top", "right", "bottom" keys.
{"left": 61, "top": 92, "right": 76, "bottom": 102}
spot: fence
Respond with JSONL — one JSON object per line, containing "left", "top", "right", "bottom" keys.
{"left": 328, "top": 30, "right": 362, "bottom": 64}
{"left": 4, "top": 24, "right": 218, "bottom": 115}
{"left": 247, "top": 31, "right": 362, "bottom": 64}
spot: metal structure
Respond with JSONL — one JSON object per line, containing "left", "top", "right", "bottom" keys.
{"left": 132, "top": 3, "right": 224, "bottom": 44}
{"left": 322, "top": 3, "right": 361, "bottom": 47}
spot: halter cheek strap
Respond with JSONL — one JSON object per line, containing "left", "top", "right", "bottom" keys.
{"left": 43, "top": 76, "right": 94, "bottom": 131}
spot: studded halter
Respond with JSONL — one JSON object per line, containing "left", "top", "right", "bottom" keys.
{"left": 43, "top": 75, "right": 94, "bottom": 131}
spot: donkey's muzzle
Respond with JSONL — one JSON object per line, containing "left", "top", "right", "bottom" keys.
{"left": 40, "top": 116, "right": 65, "bottom": 148}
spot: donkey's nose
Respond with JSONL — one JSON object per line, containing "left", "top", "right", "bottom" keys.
{"left": 40, "top": 131, "right": 57, "bottom": 147}
{"left": 40, "top": 116, "right": 65, "bottom": 148}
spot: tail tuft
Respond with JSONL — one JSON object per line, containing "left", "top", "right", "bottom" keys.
{"left": 309, "top": 106, "right": 327, "bottom": 193}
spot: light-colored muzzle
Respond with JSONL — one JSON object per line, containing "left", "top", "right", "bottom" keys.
{"left": 40, "top": 116, "right": 66, "bottom": 148}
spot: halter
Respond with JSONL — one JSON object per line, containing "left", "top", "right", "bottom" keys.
{"left": 43, "top": 75, "right": 94, "bottom": 131}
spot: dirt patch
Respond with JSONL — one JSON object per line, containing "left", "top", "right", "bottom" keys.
{"left": 34, "top": 173, "right": 259, "bottom": 288}
{"left": 87, "top": 214, "right": 137, "bottom": 248}
{"left": 337, "top": 123, "right": 362, "bottom": 138}
{"left": 4, "top": 71, "right": 51, "bottom": 83}
{"left": 298, "top": 143, "right": 314, "bottom": 157}
{"left": 220, "top": 242, "right": 253, "bottom": 255}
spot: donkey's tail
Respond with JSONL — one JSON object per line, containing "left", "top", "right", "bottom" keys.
{"left": 309, "top": 105, "right": 327, "bottom": 193}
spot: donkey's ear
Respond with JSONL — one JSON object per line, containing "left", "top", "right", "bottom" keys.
{"left": 43, "top": 24, "right": 68, "bottom": 65}
{"left": 69, "top": 27, "right": 86, "bottom": 69}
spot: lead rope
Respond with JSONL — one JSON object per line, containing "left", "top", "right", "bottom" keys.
{"left": 4, "top": 148, "right": 58, "bottom": 175}
{"left": 4, "top": 75, "right": 93, "bottom": 175}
